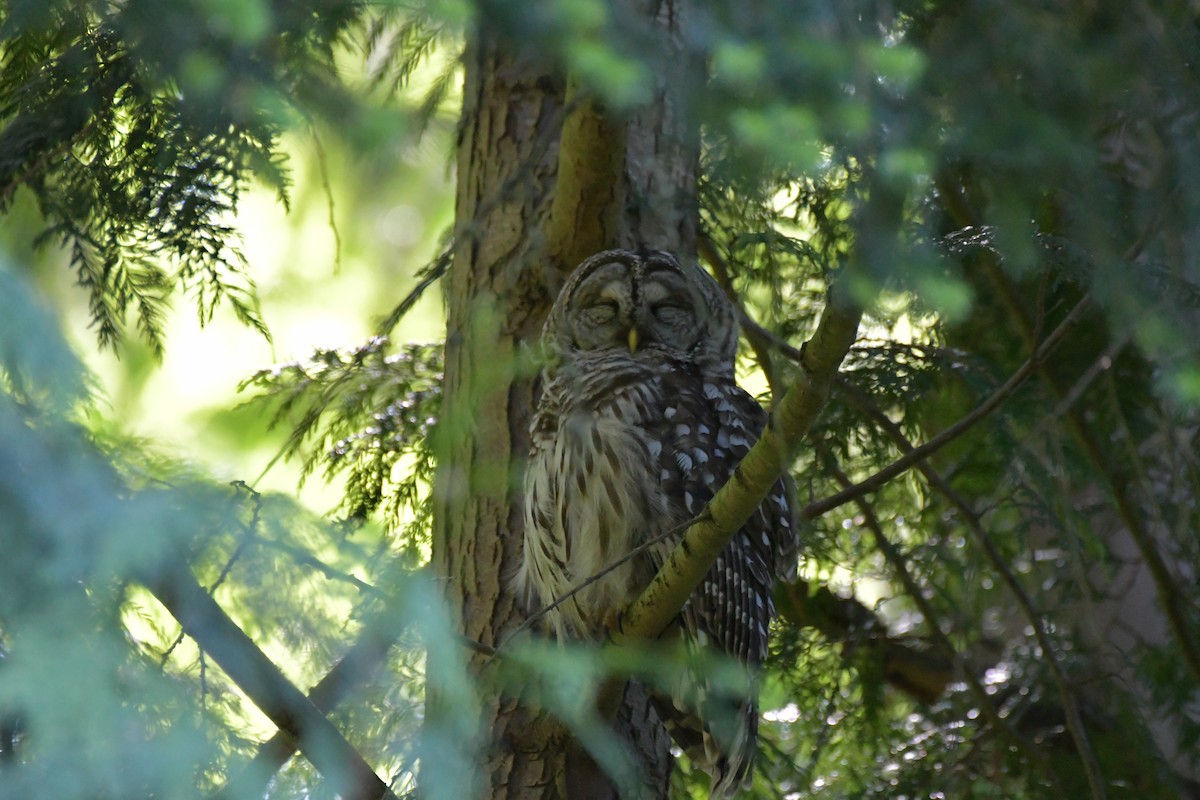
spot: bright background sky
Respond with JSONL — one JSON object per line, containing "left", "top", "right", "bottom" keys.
{"left": 8, "top": 123, "right": 456, "bottom": 514}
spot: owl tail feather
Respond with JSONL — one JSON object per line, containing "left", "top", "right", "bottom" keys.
{"left": 652, "top": 693, "right": 757, "bottom": 798}
{"left": 706, "top": 699, "right": 756, "bottom": 798}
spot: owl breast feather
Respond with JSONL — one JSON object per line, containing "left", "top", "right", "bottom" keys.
{"left": 521, "top": 356, "right": 683, "bottom": 639}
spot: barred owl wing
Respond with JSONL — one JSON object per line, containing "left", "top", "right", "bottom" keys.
{"left": 645, "top": 373, "right": 797, "bottom": 796}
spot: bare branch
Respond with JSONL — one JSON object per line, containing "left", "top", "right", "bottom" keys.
{"left": 214, "top": 608, "right": 407, "bottom": 800}
{"left": 802, "top": 295, "right": 1092, "bottom": 521}
{"left": 309, "top": 121, "right": 343, "bottom": 272}
{"left": 145, "top": 563, "right": 397, "bottom": 800}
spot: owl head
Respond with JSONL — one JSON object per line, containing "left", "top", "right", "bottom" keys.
{"left": 542, "top": 249, "right": 738, "bottom": 375}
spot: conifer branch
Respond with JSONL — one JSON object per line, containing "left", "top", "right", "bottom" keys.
{"left": 818, "top": 453, "right": 1059, "bottom": 781}
{"left": 772, "top": 575, "right": 954, "bottom": 704}
{"left": 612, "top": 296, "right": 862, "bottom": 643}
{"left": 146, "top": 563, "right": 397, "bottom": 800}
{"left": 698, "top": 232, "right": 782, "bottom": 398}
{"left": 938, "top": 181, "right": 1200, "bottom": 684}
{"left": 802, "top": 294, "right": 1092, "bottom": 520}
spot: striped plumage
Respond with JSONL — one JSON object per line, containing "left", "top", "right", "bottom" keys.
{"left": 518, "top": 250, "right": 797, "bottom": 797}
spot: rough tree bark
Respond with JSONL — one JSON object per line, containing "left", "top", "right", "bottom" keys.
{"left": 429, "top": 33, "right": 568, "bottom": 798}
{"left": 429, "top": 4, "right": 698, "bottom": 797}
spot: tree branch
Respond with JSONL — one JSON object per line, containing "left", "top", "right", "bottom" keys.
{"left": 772, "top": 577, "right": 953, "bottom": 704}
{"left": 698, "top": 232, "right": 782, "bottom": 398}
{"left": 937, "top": 180, "right": 1200, "bottom": 682}
{"left": 145, "top": 563, "right": 396, "bottom": 800}
{"left": 818, "top": 451, "right": 1060, "bottom": 785}
{"left": 492, "top": 518, "right": 700, "bottom": 664}
{"left": 801, "top": 294, "right": 1091, "bottom": 521}
{"left": 994, "top": 291, "right": 1200, "bottom": 683}
{"left": 213, "top": 605, "right": 408, "bottom": 800}
{"left": 837, "top": 384, "right": 1107, "bottom": 799}
{"left": 612, "top": 295, "right": 862, "bottom": 643}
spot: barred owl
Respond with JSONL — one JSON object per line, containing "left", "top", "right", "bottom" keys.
{"left": 518, "top": 249, "right": 797, "bottom": 796}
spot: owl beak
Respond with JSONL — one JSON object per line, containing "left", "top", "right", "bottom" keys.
{"left": 627, "top": 326, "right": 640, "bottom": 353}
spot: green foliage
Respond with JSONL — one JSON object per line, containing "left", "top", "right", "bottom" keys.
{"left": 0, "top": 2, "right": 468, "bottom": 796}
{"left": 241, "top": 336, "right": 442, "bottom": 540}
{"left": 361, "top": 6, "right": 462, "bottom": 134}
{"left": 4, "top": 1, "right": 1200, "bottom": 799}
{"left": 673, "top": 2, "right": 1200, "bottom": 796}
{"left": 0, "top": 257, "right": 473, "bottom": 799}
{"left": 0, "top": 0, "right": 453, "bottom": 355}
{"left": 0, "top": 264, "right": 224, "bottom": 799}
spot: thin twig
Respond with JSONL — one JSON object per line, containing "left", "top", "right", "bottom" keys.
{"left": 309, "top": 122, "right": 343, "bottom": 273}
{"left": 375, "top": 246, "right": 452, "bottom": 336}
{"left": 698, "top": 232, "right": 781, "bottom": 397}
{"left": 161, "top": 483, "right": 262, "bottom": 667}
{"left": 254, "top": 535, "right": 391, "bottom": 600}
{"left": 1021, "top": 332, "right": 1130, "bottom": 445}
{"left": 457, "top": 633, "right": 498, "bottom": 658}
{"left": 487, "top": 515, "right": 704, "bottom": 668}
{"left": 736, "top": 314, "right": 806, "bottom": 365}
{"left": 801, "top": 295, "right": 1091, "bottom": 520}
{"left": 819, "top": 450, "right": 1059, "bottom": 786}
{"left": 836, "top": 386, "right": 1106, "bottom": 799}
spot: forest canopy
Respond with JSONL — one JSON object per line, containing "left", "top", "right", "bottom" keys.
{"left": 1, "top": 1, "right": 1199, "bottom": 799}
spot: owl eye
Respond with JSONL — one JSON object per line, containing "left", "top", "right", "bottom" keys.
{"left": 650, "top": 301, "right": 688, "bottom": 322}
{"left": 584, "top": 299, "right": 619, "bottom": 324}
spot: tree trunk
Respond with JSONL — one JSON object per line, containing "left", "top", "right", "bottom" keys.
{"left": 429, "top": 4, "right": 697, "bottom": 796}
{"left": 429, "top": 33, "right": 566, "bottom": 799}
